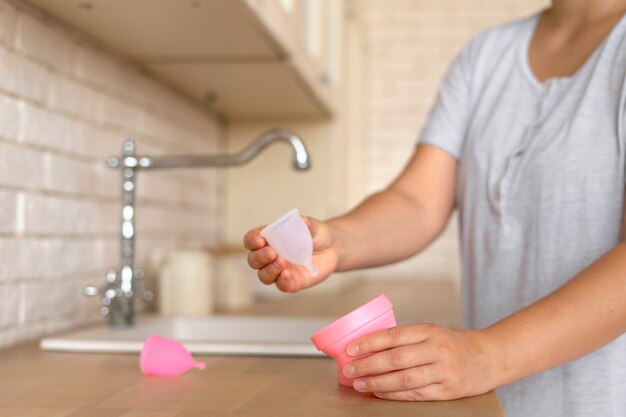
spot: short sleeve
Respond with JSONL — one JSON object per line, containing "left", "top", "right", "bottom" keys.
{"left": 621, "top": 81, "right": 626, "bottom": 183}
{"left": 418, "top": 42, "right": 475, "bottom": 160}
{"left": 620, "top": 69, "right": 626, "bottom": 182}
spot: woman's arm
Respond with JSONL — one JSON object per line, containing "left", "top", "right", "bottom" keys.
{"left": 329, "top": 143, "right": 457, "bottom": 271}
{"left": 344, "top": 191, "right": 626, "bottom": 400}
{"left": 484, "top": 227, "right": 626, "bottom": 388}
{"left": 243, "top": 144, "right": 457, "bottom": 291}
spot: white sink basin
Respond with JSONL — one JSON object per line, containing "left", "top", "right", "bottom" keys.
{"left": 40, "top": 315, "right": 329, "bottom": 357}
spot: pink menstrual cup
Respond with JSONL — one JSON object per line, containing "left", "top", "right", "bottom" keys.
{"left": 311, "top": 294, "right": 396, "bottom": 386}
{"left": 140, "top": 334, "right": 205, "bottom": 377}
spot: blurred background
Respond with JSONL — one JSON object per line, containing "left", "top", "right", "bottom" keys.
{"left": 0, "top": 0, "right": 548, "bottom": 347}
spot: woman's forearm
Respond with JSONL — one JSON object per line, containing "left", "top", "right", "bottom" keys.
{"left": 325, "top": 145, "right": 457, "bottom": 272}
{"left": 484, "top": 242, "right": 626, "bottom": 387}
{"left": 327, "top": 189, "right": 442, "bottom": 271}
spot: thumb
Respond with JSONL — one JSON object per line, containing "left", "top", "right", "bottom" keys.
{"left": 301, "top": 215, "right": 318, "bottom": 236}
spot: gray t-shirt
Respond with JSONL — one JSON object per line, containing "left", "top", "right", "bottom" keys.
{"left": 419, "top": 13, "right": 626, "bottom": 417}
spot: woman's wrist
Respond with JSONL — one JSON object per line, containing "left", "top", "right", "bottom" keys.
{"left": 474, "top": 325, "right": 517, "bottom": 391}
{"left": 450, "top": 327, "right": 507, "bottom": 395}
{"left": 325, "top": 217, "right": 351, "bottom": 272}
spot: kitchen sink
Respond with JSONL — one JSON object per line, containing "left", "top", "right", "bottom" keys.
{"left": 40, "top": 315, "right": 329, "bottom": 357}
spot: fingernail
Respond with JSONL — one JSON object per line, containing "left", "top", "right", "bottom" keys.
{"left": 374, "top": 392, "right": 385, "bottom": 398}
{"left": 343, "top": 364, "right": 355, "bottom": 377}
{"left": 353, "top": 380, "right": 366, "bottom": 392}
{"left": 347, "top": 344, "right": 359, "bottom": 356}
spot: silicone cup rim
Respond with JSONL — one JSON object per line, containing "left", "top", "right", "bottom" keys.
{"left": 260, "top": 208, "right": 300, "bottom": 237}
{"left": 310, "top": 294, "right": 393, "bottom": 351}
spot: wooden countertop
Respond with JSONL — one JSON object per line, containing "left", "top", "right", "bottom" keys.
{"left": 0, "top": 280, "right": 503, "bottom": 417}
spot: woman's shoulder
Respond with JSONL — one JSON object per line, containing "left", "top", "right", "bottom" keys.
{"left": 453, "top": 13, "right": 539, "bottom": 89}
{"left": 476, "top": 14, "right": 538, "bottom": 43}
{"left": 463, "top": 13, "right": 538, "bottom": 63}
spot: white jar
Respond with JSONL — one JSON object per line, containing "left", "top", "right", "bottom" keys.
{"left": 209, "top": 246, "right": 254, "bottom": 310}
{"left": 158, "top": 250, "right": 214, "bottom": 316}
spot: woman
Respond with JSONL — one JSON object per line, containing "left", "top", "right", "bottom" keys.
{"left": 244, "top": 1, "right": 626, "bottom": 415}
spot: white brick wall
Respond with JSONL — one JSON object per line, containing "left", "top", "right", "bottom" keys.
{"left": 0, "top": 190, "right": 18, "bottom": 234}
{"left": 0, "top": 0, "right": 224, "bottom": 348}
{"left": 348, "top": 0, "right": 548, "bottom": 282}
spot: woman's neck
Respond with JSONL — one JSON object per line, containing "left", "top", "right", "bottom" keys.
{"left": 528, "top": 0, "right": 626, "bottom": 82}
{"left": 549, "top": 0, "right": 626, "bottom": 29}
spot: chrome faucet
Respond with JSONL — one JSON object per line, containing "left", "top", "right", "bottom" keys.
{"left": 84, "top": 129, "right": 312, "bottom": 326}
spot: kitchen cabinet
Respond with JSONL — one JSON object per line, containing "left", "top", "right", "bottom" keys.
{"left": 26, "top": 0, "right": 339, "bottom": 119}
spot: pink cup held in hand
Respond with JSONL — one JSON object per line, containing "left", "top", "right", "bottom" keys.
{"left": 311, "top": 294, "right": 397, "bottom": 386}
{"left": 140, "top": 334, "right": 205, "bottom": 377}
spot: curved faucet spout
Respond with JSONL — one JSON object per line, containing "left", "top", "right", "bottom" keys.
{"left": 237, "top": 129, "right": 311, "bottom": 170}
{"left": 109, "top": 128, "right": 312, "bottom": 171}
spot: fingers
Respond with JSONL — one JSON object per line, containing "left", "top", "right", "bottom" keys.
{"left": 343, "top": 344, "right": 434, "bottom": 379}
{"left": 244, "top": 216, "right": 324, "bottom": 294}
{"left": 275, "top": 268, "right": 306, "bottom": 293}
{"left": 373, "top": 383, "right": 448, "bottom": 401}
{"left": 347, "top": 325, "right": 433, "bottom": 357}
{"left": 275, "top": 269, "right": 297, "bottom": 292}
{"left": 247, "top": 246, "right": 277, "bottom": 269}
{"left": 344, "top": 325, "right": 490, "bottom": 401}
{"left": 246, "top": 234, "right": 286, "bottom": 287}
{"left": 257, "top": 257, "right": 285, "bottom": 285}
{"left": 350, "top": 365, "right": 439, "bottom": 394}
{"left": 243, "top": 227, "right": 265, "bottom": 250}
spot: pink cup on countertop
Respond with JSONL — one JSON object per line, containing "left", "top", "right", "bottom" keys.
{"left": 140, "top": 334, "right": 205, "bottom": 377}
{"left": 310, "top": 294, "right": 397, "bottom": 386}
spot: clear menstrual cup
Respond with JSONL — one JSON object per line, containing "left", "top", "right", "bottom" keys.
{"left": 260, "top": 208, "right": 318, "bottom": 277}
{"left": 140, "top": 334, "right": 205, "bottom": 377}
{"left": 310, "top": 294, "right": 397, "bottom": 386}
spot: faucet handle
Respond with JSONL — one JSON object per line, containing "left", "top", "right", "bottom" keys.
{"left": 134, "top": 269, "right": 154, "bottom": 301}
{"left": 138, "top": 287, "right": 154, "bottom": 302}
{"left": 83, "top": 284, "right": 113, "bottom": 316}
{"left": 84, "top": 268, "right": 115, "bottom": 295}
{"left": 83, "top": 266, "right": 153, "bottom": 320}
{"left": 105, "top": 157, "right": 120, "bottom": 168}
{"left": 83, "top": 268, "right": 120, "bottom": 316}
{"left": 83, "top": 285, "right": 102, "bottom": 297}
{"left": 134, "top": 268, "right": 144, "bottom": 280}
{"left": 83, "top": 269, "right": 118, "bottom": 296}
{"left": 100, "top": 287, "right": 124, "bottom": 316}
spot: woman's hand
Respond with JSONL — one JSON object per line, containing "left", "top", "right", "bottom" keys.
{"left": 343, "top": 324, "right": 498, "bottom": 401}
{"left": 243, "top": 216, "right": 340, "bottom": 292}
